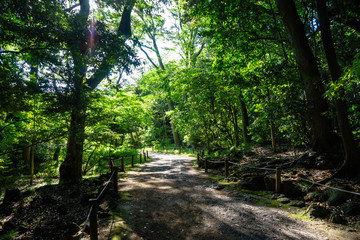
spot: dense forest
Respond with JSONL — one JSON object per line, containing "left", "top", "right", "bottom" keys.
{"left": 1, "top": 0, "right": 359, "bottom": 184}
{"left": 1, "top": 0, "right": 360, "bottom": 238}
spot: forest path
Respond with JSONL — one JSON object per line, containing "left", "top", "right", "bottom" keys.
{"left": 108, "top": 153, "right": 352, "bottom": 240}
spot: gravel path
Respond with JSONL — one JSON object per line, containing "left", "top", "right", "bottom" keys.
{"left": 114, "top": 153, "right": 352, "bottom": 240}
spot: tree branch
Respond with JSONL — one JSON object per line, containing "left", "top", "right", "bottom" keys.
{"left": 65, "top": 3, "right": 80, "bottom": 12}
{"left": 138, "top": 43, "right": 159, "bottom": 69}
{"left": 0, "top": 131, "right": 68, "bottom": 156}
{"left": 118, "top": 0, "right": 136, "bottom": 38}
{"left": 87, "top": 0, "right": 136, "bottom": 90}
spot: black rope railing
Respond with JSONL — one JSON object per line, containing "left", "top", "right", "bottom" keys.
{"left": 79, "top": 167, "right": 118, "bottom": 240}
{"left": 78, "top": 205, "right": 93, "bottom": 239}
{"left": 78, "top": 151, "right": 150, "bottom": 240}
{"left": 197, "top": 153, "right": 360, "bottom": 197}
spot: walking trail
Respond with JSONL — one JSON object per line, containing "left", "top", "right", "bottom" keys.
{"left": 107, "top": 153, "right": 358, "bottom": 240}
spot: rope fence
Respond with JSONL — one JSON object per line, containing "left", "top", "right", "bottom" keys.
{"left": 79, "top": 150, "right": 150, "bottom": 240}
{"left": 197, "top": 153, "right": 360, "bottom": 197}
{"left": 151, "top": 145, "right": 200, "bottom": 154}
{"left": 78, "top": 167, "right": 117, "bottom": 240}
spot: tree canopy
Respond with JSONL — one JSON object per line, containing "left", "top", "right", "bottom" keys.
{"left": 1, "top": 0, "right": 360, "bottom": 185}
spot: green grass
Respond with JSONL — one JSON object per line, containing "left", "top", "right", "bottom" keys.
{"left": 289, "top": 212, "right": 313, "bottom": 221}
{"left": 206, "top": 175, "right": 223, "bottom": 181}
{"left": 109, "top": 209, "right": 129, "bottom": 240}
{"left": 119, "top": 193, "right": 132, "bottom": 201}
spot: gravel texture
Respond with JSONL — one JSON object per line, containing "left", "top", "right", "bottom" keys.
{"left": 110, "top": 153, "right": 358, "bottom": 240}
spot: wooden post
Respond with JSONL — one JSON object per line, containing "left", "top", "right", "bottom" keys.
{"left": 197, "top": 153, "right": 200, "bottom": 167}
{"left": 225, "top": 159, "right": 229, "bottom": 178}
{"left": 30, "top": 146, "right": 34, "bottom": 185}
{"left": 143, "top": 150, "right": 146, "bottom": 161}
{"left": 108, "top": 142, "right": 112, "bottom": 172}
{"left": 110, "top": 157, "right": 114, "bottom": 173}
{"left": 140, "top": 153, "right": 142, "bottom": 163}
{"left": 120, "top": 157, "right": 125, "bottom": 172}
{"left": 113, "top": 167, "right": 118, "bottom": 192}
{"left": 89, "top": 198, "right": 98, "bottom": 240}
{"left": 131, "top": 155, "right": 134, "bottom": 167}
{"left": 146, "top": 151, "right": 149, "bottom": 158}
{"left": 205, "top": 158, "right": 208, "bottom": 173}
{"left": 275, "top": 168, "right": 282, "bottom": 193}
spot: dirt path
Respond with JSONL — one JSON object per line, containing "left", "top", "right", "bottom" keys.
{"left": 110, "top": 153, "right": 357, "bottom": 240}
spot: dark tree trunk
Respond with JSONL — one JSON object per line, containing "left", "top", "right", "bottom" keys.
{"left": 233, "top": 107, "right": 240, "bottom": 147}
{"left": 60, "top": 51, "right": 88, "bottom": 183}
{"left": 60, "top": 105, "right": 87, "bottom": 183}
{"left": 168, "top": 100, "right": 181, "bottom": 147}
{"left": 53, "top": 145, "right": 61, "bottom": 162}
{"left": 23, "top": 143, "right": 31, "bottom": 165}
{"left": 59, "top": 0, "right": 90, "bottom": 183}
{"left": 316, "top": 0, "right": 360, "bottom": 176}
{"left": 267, "top": 88, "right": 276, "bottom": 153}
{"left": 234, "top": 74, "right": 250, "bottom": 144}
{"left": 275, "top": 0, "right": 337, "bottom": 153}
{"left": 58, "top": 0, "right": 135, "bottom": 183}
{"left": 238, "top": 96, "right": 250, "bottom": 144}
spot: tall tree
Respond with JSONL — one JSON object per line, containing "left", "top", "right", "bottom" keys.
{"left": 133, "top": 1, "right": 185, "bottom": 147}
{"left": 59, "top": 0, "right": 137, "bottom": 183}
{"left": 316, "top": 0, "right": 360, "bottom": 176}
{"left": 275, "top": 0, "right": 338, "bottom": 153}
{"left": 1, "top": 0, "right": 138, "bottom": 183}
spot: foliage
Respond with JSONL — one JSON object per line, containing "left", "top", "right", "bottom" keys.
{"left": 1, "top": 0, "right": 360, "bottom": 186}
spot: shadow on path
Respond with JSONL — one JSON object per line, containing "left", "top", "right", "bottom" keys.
{"left": 113, "top": 153, "right": 329, "bottom": 240}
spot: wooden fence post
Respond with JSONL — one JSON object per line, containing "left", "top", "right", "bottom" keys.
{"left": 120, "top": 157, "right": 125, "bottom": 172}
{"left": 275, "top": 168, "right": 282, "bottom": 193}
{"left": 197, "top": 153, "right": 200, "bottom": 167}
{"left": 146, "top": 151, "right": 149, "bottom": 158}
{"left": 110, "top": 157, "right": 114, "bottom": 173}
{"left": 89, "top": 198, "right": 98, "bottom": 240}
{"left": 30, "top": 145, "right": 34, "bottom": 185}
{"left": 140, "top": 153, "right": 142, "bottom": 163}
{"left": 131, "top": 155, "right": 134, "bottom": 167}
{"left": 143, "top": 150, "right": 146, "bottom": 161}
{"left": 113, "top": 167, "right": 118, "bottom": 193}
{"left": 205, "top": 158, "right": 208, "bottom": 173}
{"left": 225, "top": 159, "right": 229, "bottom": 178}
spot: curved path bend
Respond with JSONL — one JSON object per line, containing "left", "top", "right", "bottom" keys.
{"left": 114, "top": 153, "right": 355, "bottom": 240}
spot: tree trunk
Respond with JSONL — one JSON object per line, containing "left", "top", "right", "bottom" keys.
{"left": 167, "top": 101, "right": 181, "bottom": 147}
{"left": 58, "top": 0, "right": 135, "bottom": 183}
{"left": 59, "top": 0, "right": 90, "bottom": 183}
{"left": 270, "top": 120, "right": 276, "bottom": 153}
{"left": 60, "top": 52, "right": 88, "bottom": 183}
{"left": 60, "top": 102, "right": 87, "bottom": 183}
{"left": 316, "top": 0, "right": 360, "bottom": 176}
{"left": 53, "top": 145, "right": 61, "bottom": 162}
{"left": 23, "top": 143, "right": 31, "bottom": 165}
{"left": 130, "top": 132, "right": 136, "bottom": 145}
{"left": 233, "top": 107, "right": 240, "bottom": 147}
{"left": 238, "top": 91, "right": 250, "bottom": 144}
{"left": 30, "top": 146, "right": 34, "bottom": 185}
{"left": 267, "top": 88, "right": 277, "bottom": 153}
{"left": 275, "top": 0, "right": 337, "bottom": 153}
{"left": 120, "top": 135, "right": 125, "bottom": 145}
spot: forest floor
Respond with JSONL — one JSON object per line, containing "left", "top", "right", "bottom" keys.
{"left": 93, "top": 152, "right": 360, "bottom": 240}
